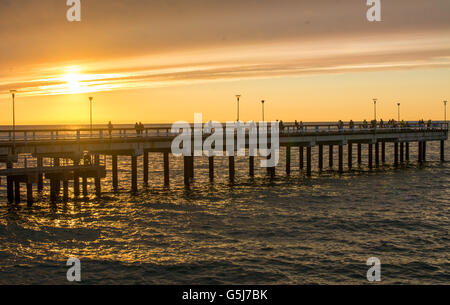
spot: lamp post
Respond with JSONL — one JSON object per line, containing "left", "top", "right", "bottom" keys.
{"left": 235, "top": 95, "right": 241, "bottom": 122}
{"left": 397, "top": 103, "right": 400, "bottom": 122}
{"left": 444, "top": 100, "right": 447, "bottom": 123}
{"left": 373, "top": 98, "right": 377, "bottom": 121}
{"left": 10, "top": 90, "right": 17, "bottom": 149}
{"left": 261, "top": 100, "right": 265, "bottom": 122}
{"left": 89, "top": 96, "right": 93, "bottom": 135}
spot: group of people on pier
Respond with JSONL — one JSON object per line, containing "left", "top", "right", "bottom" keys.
{"left": 279, "top": 119, "right": 435, "bottom": 131}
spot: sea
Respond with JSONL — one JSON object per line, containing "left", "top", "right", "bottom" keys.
{"left": 0, "top": 125, "right": 448, "bottom": 284}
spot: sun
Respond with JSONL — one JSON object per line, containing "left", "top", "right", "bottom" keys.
{"left": 63, "top": 72, "right": 83, "bottom": 93}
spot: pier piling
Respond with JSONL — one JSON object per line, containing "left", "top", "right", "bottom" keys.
{"left": 14, "top": 181, "right": 20, "bottom": 204}
{"left": 63, "top": 180, "right": 69, "bottom": 202}
{"left": 329, "top": 145, "right": 334, "bottom": 168}
{"left": 318, "top": 145, "right": 323, "bottom": 172}
{"left": 338, "top": 145, "right": 343, "bottom": 173}
{"left": 382, "top": 141, "right": 386, "bottom": 163}
{"left": 163, "top": 152, "right": 170, "bottom": 186}
{"left": 26, "top": 183, "right": 33, "bottom": 206}
{"left": 37, "top": 157, "right": 43, "bottom": 192}
{"left": 94, "top": 155, "right": 101, "bottom": 197}
{"left": 423, "top": 141, "right": 427, "bottom": 161}
{"left": 249, "top": 156, "right": 254, "bottom": 177}
{"left": 143, "top": 152, "right": 149, "bottom": 184}
{"left": 7, "top": 162, "right": 13, "bottom": 204}
{"left": 441, "top": 140, "right": 445, "bottom": 162}
{"left": 209, "top": 156, "right": 215, "bottom": 181}
{"left": 299, "top": 146, "right": 304, "bottom": 170}
{"left": 400, "top": 142, "right": 404, "bottom": 163}
{"left": 357, "top": 143, "right": 362, "bottom": 166}
{"left": 306, "top": 146, "right": 312, "bottom": 176}
{"left": 418, "top": 142, "right": 423, "bottom": 163}
{"left": 375, "top": 142, "right": 380, "bottom": 167}
{"left": 131, "top": 155, "right": 138, "bottom": 193}
{"left": 286, "top": 146, "right": 291, "bottom": 175}
{"left": 184, "top": 156, "right": 190, "bottom": 186}
{"left": 406, "top": 143, "right": 410, "bottom": 161}
{"left": 112, "top": 155, "right": 118, "bottom": 191}
{"left": 394, "top": 142, "right": 399, "bottom": 167}
{"left": 229, "top": 156, "right": 235, "bottom": 182}
{"left": 368, "top": 144, "right": 373, "bottom": 169}
{"left": 348, "top": 143, "right": 353, "bottom": 170}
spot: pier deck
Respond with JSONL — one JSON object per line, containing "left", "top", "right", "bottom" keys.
{"left": 0, "top": 121, "right": 447, "bottom": 204}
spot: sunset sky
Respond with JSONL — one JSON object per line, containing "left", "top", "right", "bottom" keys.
{"left": 0, "top": 0, "right": 449, "bottom": 125}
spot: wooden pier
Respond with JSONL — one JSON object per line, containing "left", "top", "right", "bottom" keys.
{"left": 0, "top": 121, "right": 447, "bottom": 205}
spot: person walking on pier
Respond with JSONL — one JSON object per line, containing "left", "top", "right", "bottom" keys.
{"left": 349, "top": 120, "right": 354, "bottom": 129}
{"left": 108, "top": 121, "right": 113, "bottom": 138}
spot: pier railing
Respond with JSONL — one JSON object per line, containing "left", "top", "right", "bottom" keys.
{"left": 0, "top": 122, "right": 447, "bottom": 143}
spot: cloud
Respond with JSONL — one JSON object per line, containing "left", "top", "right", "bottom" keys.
{"left": 0, "top": 0, "right": 449, "bottom": 96}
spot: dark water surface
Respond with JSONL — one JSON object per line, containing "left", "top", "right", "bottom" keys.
{"left": 0, "top": 139, "right": 448, "bottom": 284}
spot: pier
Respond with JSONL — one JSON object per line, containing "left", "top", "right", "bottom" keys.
{"left": 0, "top": 121, "right": 447, "bottom": 205}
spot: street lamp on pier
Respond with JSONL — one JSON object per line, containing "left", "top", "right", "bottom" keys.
{"left": 235, "top": 95, "right": 241, "bottom": 122}
{"left": 10, "top": 90, "right": 17, "bottom": 150}
{"left": 89, "top": 96, "right": 93, "bottom": 135}
{"left": 261, "top": 100, "right": 265, "bottom": 122}
{"left": 373, "top": 98, "right": 377, "bottom": 121}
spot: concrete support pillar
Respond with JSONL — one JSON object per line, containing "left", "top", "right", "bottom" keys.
{"left": 306, "top": 146, "right": 312, "bottom": 176}
{"left": 299, "top": 146, "right": 304, "bottom": 170}
{"left": 209, "top": 156, "right": 215, "bottom": 181}
{"left": 318, "top": 145, "right": 323, "bottom": 172}
{"left": 143, "top": 151, "right": 149, "bottom": 184}
{"left": 441, "top": 140, "right": 445, "bottom": 162}
{"left": 163, "top": 152, "right": 170, "bottom": 186}
{"left": 131, "top": 155, "right": 138, "bottom": 193}
{"left": 329, "top": 145, "right": 334, "bottom": 168}
{"left": 229, "top": 156, "right": 235, "bottom": 182}
{"left": 348, "top": 143, "right": 352, "bottom": 170}
{"left": 249, "top": 156, "right": 254, "bottom": 177}
{"left": 368, "top": 144, "right": 373, "bottom": 169}
{"left": 394, "top": 142, "right": 399, "bottom": 167}
{"left": 338, "top": 145, "right": 343, "bottom": 173}
{"left": 286, "top": 146, "right": 291, "bottom": 175}
{"left": 112, "top": 155, "right": 118, "bottom": 191}
{"left": 357, "top": 143, "right": 362, "bottom": 165}
{"left": 382, "top": 141, "right": 386, "bottom": 163}
{"left": 26, "top": 183, "right": 33, "bottom": 207}
{"left": 37, "top": 157, "right": 43, "bottom": 192}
